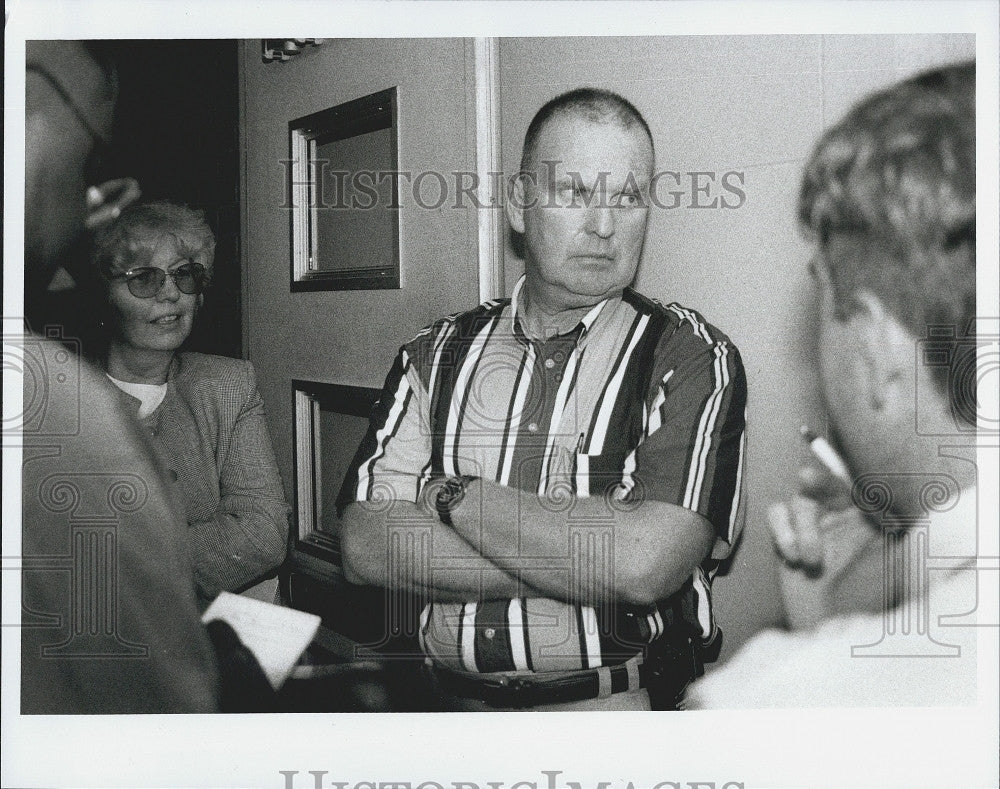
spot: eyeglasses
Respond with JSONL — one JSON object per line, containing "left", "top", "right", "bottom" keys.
{"left": 115, "top": 261, "right": 208, "bottom": 299}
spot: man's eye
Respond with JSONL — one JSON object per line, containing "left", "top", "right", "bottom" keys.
{"left": 615, "top": 193, "right": 640, "bottom": 207}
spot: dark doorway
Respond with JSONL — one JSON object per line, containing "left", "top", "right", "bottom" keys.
{"left": 108, "top": 39, "right": 242, "bottom": 358}
{"left": 29, "top": 39, "right": 242, "bottom": 360}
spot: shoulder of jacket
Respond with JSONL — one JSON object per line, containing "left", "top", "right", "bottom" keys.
{"left": 405, "top": 298, "right": 511, "bottom": 347}
{"left": 173, "top": 352, "right": 253, "bottom": 388}
{"left": 624, "top": 291, "right": 739, "bottom": 351}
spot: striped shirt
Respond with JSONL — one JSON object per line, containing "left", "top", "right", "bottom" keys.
{"left": 341, "top": 277, "right": 747, "bottom": 674}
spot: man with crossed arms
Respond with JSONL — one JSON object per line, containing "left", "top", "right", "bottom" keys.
{"left": 340, "top": 88, "right": 747, "bottom": 710}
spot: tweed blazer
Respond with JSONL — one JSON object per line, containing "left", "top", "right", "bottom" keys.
{"left": 113, "top": 352, "right": 290, "bottom": 600}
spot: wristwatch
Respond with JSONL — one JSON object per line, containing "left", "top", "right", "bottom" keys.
{"left": 434, "top": 475, "right": 478, "bottom": 526}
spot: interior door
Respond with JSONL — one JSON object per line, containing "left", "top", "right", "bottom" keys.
{"left": 239, "top": 38, "right": 482, "bottom": 624}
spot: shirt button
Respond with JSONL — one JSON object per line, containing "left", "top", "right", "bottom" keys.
{"left": 168, "top": 469, "right": 178, "bottom": 482}
{"left": 484, "top": 628, "right": 496, "bottom": 640}
{"left": 528, "top": 423, "right": 538, "bottom": 433}
{"left": 544, "top": 358, "right": 555, "bottom": 369}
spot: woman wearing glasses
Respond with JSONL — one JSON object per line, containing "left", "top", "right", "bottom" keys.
{"left": 91, "top": 201, "right": 288, "bottom": 602}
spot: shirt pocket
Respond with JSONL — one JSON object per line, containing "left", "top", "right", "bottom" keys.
{"left": 572, "top": 450, "right": 629, "bottom": 499}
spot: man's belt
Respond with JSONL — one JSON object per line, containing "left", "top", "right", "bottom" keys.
{"left": 426, "top": 657, "right": 648, "bottom": 708}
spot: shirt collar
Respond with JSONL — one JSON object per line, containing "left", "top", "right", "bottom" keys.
{"left": 509, "top": 274, "right": 615, "bottom": 345}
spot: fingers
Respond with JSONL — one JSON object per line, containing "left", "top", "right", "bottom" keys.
{"left": 797, "top": 461, "right": 853, "bottom": 511}
{"left": 85, "top": 178, "right": 141, "bottom": 229}
{"left": 85, "top": 204, "right": 122, "bottom": 229}
{"left": 768, "top": 497, "right": 823, "bottom": 569}
{"left": 790, "top": 495, "right": 823, "bottom": 567}
{"left": 768, "top": 501, "right": 798, "bottom": 563}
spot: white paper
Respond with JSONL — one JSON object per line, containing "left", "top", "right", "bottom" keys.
{"left": 201, "top": 591, "right": 321, "bottom": 690}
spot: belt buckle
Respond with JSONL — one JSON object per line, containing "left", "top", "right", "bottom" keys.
{"left": 494, "top": 674, "right": 535, "bottom": 708}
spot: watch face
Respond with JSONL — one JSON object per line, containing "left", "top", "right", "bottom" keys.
{"left": 433, "top": 477, "right": 469, "bottom": 524}
{"left": 437, "top": 477, "right": 463, "bottom": 510}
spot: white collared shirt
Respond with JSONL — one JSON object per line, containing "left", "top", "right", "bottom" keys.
{"left": 689, "top": 486, "right": 981, "bottom": 707}
{"left": 106, "top": 374, "right": 167, "bottom": 419}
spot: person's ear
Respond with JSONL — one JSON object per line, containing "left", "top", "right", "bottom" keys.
{"left": 852, "top": 291, "right": 911, "bottom": 415}
{"left": 505, "top": 174, "right": 527, "bottom": 235}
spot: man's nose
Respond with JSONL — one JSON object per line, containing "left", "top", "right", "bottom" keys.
{"left": 585, "top": 203, "right": 615, "bottom": 238}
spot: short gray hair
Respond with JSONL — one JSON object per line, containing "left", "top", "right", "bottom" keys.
{"left": 92, "top": 200, "right": 216, "bottom": 286}
{"left": 520, "top": 87, "right": 654, "bottom": 176}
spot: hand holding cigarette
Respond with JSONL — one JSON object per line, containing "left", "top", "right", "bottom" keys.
{"left": 768, "top": 426, "right": 857, "bottom": 569}
{"left": 767, "top": 426, "right": 879, "bottom": 628}
{"left": 85, "top": 177, "right": 141, "bottom": 230}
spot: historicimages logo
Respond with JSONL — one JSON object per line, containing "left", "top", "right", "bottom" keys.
{"left": 278, "top": 771, "right": 745, "bottom": 789}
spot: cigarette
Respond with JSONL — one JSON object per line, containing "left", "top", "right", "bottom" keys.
{"left": 799, "top": 425, "right": 852, "bottom": 483}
